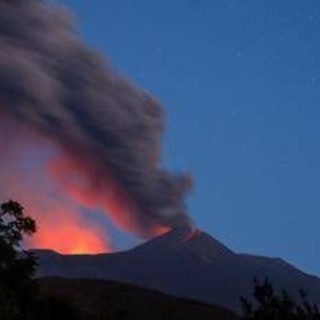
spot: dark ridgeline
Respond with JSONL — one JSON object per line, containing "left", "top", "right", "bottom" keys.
{"left": 40, "top": 277, "right": 238, "bottom": 320}
{"left": 35, "top": 228, "right": 320, "bottom": 312}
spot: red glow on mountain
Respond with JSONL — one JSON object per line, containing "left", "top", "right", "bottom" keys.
{"left": 182, "top": 228, "right": 201, "bottom": 243}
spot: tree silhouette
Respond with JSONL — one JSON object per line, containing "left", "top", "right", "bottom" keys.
{"left": 240, "top": 278, "right": 320, "bottom": 320}
{"left": 0, "top": 200, "right": 84, "bottom": 319}
{"left": 0, "top": 200, "right": 37, "bottom": 319}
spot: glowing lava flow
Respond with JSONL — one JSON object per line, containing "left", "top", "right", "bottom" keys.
{"left": 182, "top": 228, "right": 201, "bottom": 243}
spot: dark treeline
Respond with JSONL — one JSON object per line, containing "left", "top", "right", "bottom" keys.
{"left": 0, "top": 200, "right": 92, "bottom": 319}
{"left": 241, "top": 278, "right": 320, "bottom": 320}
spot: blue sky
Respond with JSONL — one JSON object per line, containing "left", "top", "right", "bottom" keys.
{"left": 57, "top": 0, "right": 320, "bottom": 276}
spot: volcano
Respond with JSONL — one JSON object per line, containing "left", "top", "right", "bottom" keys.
{"left": 34, "top": 229, "right": 320, "bottom": 311}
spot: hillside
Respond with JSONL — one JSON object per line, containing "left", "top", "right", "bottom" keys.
{"left": 40, "top": 277, "right": 237, "bottom": 320}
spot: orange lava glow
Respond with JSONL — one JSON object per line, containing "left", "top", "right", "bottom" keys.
{"left": 18, "top": 196, "right": 110, "bottom": 254}
{"left": 0, "top": 154, "right": 110, "bottom": 254}
{"left": 24, "top": 197, "right": 111, "bottom": 254}
{"left": 31, "top": 222, "right": 108, "bottom": 254}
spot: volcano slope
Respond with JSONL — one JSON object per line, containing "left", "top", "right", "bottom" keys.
{"left": 35, "top": 229, "right": 320, "bottom": 312}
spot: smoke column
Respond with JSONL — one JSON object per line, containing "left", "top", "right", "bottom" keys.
{"left": 0, "top": 0, "right": 192, "bottom": 252}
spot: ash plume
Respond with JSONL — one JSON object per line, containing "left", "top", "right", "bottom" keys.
{"left": 0, "top": 0, "right": 192, "bottom": 240}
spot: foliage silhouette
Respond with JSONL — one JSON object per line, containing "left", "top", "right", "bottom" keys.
{"left": 0, "top": 200, "right": 81, "bottom": 320}
{"left": 0, "top": 200, "right": 37, "bottom": 319}
{"left": 240, "top": 278, "right": 320, "bottom": 320}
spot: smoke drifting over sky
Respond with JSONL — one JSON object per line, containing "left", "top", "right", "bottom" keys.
{"left": 0, "top": 0, "right": 192, "bottom": 252}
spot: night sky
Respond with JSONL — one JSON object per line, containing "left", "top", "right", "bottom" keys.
{"left": 57, "top": 0, "right": 320, "bottom": 276}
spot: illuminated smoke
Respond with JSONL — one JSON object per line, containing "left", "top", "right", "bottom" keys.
{"left": 0, "top": 0, "right": 192, "bottom": 251}
{"left": 0, "top": 118, "right": 110, "bottom": 253}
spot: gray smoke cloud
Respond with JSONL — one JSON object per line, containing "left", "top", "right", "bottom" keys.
{"left": 0, "top": 0, "right": 192, "bottom": 238}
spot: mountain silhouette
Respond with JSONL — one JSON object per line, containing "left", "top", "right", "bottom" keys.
{"left": 34, "top": 229, "right": 320, "bottom": 311}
